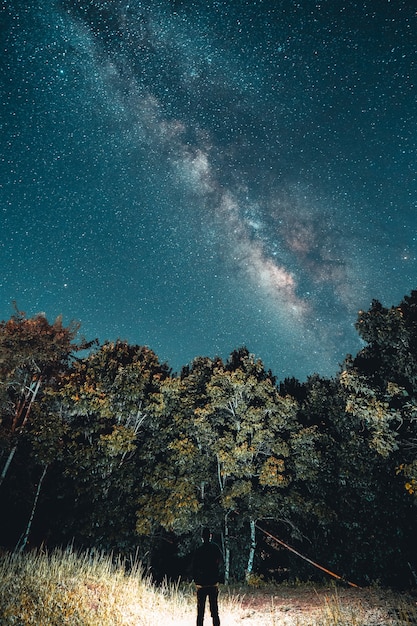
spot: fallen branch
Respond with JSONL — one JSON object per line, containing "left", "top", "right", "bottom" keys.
{"left": 256, "top": 523, "right": 361, "bottom": 588}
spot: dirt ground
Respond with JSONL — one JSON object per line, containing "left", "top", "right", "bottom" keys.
{"left": 224, "top": 585, "right": 417, "bottom": 625}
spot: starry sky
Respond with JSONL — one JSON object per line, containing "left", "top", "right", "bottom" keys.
{"left": 1, "top": 0, "right": 417, "bottom": 380}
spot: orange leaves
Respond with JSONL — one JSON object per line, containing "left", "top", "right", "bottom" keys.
{"left": 99, "top": 426, "right": 136, "bottom": 458}
{"left": 405, "top": 481, "right": 416, "bottom": 495}
{"left": 0, "top": 311, "right": 82, "bottom": 387}
{"left": 259, "top": 456, "right": 288, "bottom": 487}
{"left": 397, "top": 463, "right": 417, "bottom": 497}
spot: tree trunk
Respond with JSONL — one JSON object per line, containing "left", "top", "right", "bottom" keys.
{"left": 245, "top": 519, "right": 256, "bottom": 581}
{"left": 0, "top": 377, "right": 42, "bottom": 488}
{"left": 217, "top": 454, "right": 230, "bottom": 583}
{"left": 0, "top": 445, "right": 18, "bottom": 488}
{"left": 14, "top": 464, "right": 48, "bottom": 554}
{"left": 222, "top": 511, "right": 231, "bottom": 584}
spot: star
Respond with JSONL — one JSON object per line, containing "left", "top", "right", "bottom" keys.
{"left": 1, "top": 0, "right": 416, "bottom": 380}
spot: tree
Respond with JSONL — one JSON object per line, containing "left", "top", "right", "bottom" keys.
{"left": 334, "top": 293, "right": 417, "bottom": 583}
{"left": 345, "top": 292, "right": 417, "bottom": 497}
{"left": 54, "top": 340, "right": 170, "bottom": 551}
{"left": 135, "top": 357, "right": 220, "bottom": 566}
{"left": 135, "top": 349, "right": 331, "bottom": 582}
{"left": 0, "top": 307, "right": 87, "bottom": 548}
{"left": 0, "top": 308, "right": 83, "bottom": 484}
{"left": 193, "top": 350, "right": 301, "bottom": 581}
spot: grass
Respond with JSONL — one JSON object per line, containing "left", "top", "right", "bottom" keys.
{"left": 0, "top": 548, "right": 416, "bottom": 625}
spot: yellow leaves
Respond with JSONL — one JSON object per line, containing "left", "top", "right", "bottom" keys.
{"left": 405, "top": 481, "right": 416, "bottom": 495}
{"left": 386, "top": 381, "right": 408, "bottom": 397}
{"left": 166, "top": 484, "right": 200, "bottom": 514}
{"left": 136, "top": 477, "right": 201, "bottom": 534}
{"left": 193, "top": 406, "right": 211, "bottom": 422}
{"left": 397, "top": 463, "right": 417, "bottom": 497}
{"left": 99, "top": 426, "right": 136, "bottom": 457}
{"left": 341, "top": 369, "right": 403, "bottom": 457}
{"left": 221, "top": 479, "right": 252, "bottom": 509}
{"left": 216, "top": 442, "right": 257, "bottom": 479}
{"left": 340, "top": 368, "right": 375, "bottom": 397}
{"left": 259, "top": 456, "right": 288, "bottom": 487}
{"left": 69, "top": 383, "right": 108, "bottom": 414}
{"left": 168, "top": 437, "right": 197, "bottom": 463}
{"left": 345, "top": 396, "right": 391, "bottom": 422}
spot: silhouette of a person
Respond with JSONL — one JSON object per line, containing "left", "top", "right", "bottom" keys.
{"left": 192, "top": 528, "right": 223, "bottom": 626}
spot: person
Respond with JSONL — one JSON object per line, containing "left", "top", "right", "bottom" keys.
{"left": 192, "top": 528, "right": 223, "bottom": 626}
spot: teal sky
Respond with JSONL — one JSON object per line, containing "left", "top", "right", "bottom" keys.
{"left": 1, "top": 0, "right": 416, "bottom": 379}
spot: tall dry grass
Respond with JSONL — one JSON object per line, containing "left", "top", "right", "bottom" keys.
{"left": 0, "top": 548, "right": 197, "bottom": 625}
{"left": 0, "top": 548, "right": 415, "bottom": 625}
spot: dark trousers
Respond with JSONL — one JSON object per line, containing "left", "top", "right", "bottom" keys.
{"left": 196, "top": 585, "right": 220, "bottom": 626}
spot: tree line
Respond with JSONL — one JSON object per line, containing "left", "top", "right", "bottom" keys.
{"left": 1, "top": 293, "right": 417, "bottom": 587}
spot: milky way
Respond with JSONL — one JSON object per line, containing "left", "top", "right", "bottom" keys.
{"left": 1, "top": 1, "right": 417, "bottom": 379}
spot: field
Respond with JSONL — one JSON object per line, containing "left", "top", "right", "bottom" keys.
{"left": 0, "top": 549, "right": 416, "bottom": 625}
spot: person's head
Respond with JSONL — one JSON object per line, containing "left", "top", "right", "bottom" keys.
{"left": 201, "top": 527, "right": 211, "bottom": 543}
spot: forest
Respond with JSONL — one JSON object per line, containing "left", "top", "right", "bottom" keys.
{"left": 1, "top": 291, "right": 417, "bottom": 589}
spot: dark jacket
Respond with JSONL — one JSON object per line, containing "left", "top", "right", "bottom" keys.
{"left": 193, "top": 540, "right": 223, "bottom": 586}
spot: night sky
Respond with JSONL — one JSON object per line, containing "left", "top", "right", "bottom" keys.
{"left": 1, "top": 0, "right": 417, "bottom": 380}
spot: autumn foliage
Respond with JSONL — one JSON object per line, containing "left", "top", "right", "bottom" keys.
{"left": 1, "top": 293, "right": 417, "bottom": 587}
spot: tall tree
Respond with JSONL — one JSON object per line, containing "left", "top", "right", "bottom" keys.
{"left": 335, "top": 293, "right": 417, "bottom": 583}
{"left": 135, "top": 357, "right": 220, "bottom": 544}
{"left": 0, "top": 307, "right": 86, "bottom": 547}
{"left": 0, "top": 308, "right": 83, "bottom": 485}
{"left": 51, "top": 340, "right": 170, "bottom": 550}
{"left": 343, "top": 292, "right": 417, "bottom": 491}
{"left": 194, "top": 350, "right": 302, "bottom": 581}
